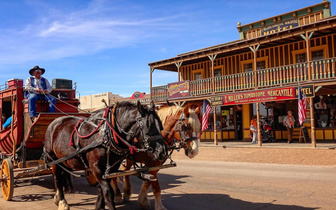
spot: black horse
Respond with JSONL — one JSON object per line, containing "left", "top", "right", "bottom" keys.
{"left": 44, "top": 101, "right": 167, "bottom": 210}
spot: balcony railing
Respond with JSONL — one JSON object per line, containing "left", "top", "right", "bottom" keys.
{"left": 151, "top": 57, "right": 336, "bottom": 102}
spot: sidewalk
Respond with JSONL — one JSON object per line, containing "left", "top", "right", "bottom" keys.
{"left": 200, "top": 140, "right": 336, "bottom": 149}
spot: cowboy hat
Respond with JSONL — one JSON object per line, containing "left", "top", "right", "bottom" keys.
{"left": 29, "top": 65, "right": 45, "bottom": 76}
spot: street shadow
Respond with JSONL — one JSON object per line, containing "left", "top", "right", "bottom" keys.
{"left": 9, "top": 173, "right": 320, "bottom": 210}
{"left": 159, "top": 193, "right": 318, "bottom": 210}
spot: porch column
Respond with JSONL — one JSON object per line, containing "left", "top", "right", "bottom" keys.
{"left": 214, "top": 106, "right": 218, "bottom": 145}
{"left": 175, "top": 62, "right": 183, "bottom": 82}
{"left": 300, "top": 32, "right": 316, "bottom": 147}
{"left": 300, "top": 32, "right": 314, "bottom": 81}
{"left": 208, "top": 54, "right": 218, "bottom": 94}
{"left": 250, "top": 44, "right": 261, "bottom": 146}
{"left": 150, "top": 68, "right": 154, "bottom": 100}
{"left": 310, "top": 97, "right": 316, "bottom": 147}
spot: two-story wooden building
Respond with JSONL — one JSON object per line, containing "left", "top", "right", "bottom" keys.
{"left": 148, "top": 1, "right": 336, "bottom": 147}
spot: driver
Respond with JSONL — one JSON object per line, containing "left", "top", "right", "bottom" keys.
{"left": 25, "top": 65, "right": 56, "bottom": 121}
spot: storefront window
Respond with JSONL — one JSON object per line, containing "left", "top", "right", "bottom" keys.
{"left": 312, "top": 50, "right": 324, "bottom": 61}
{"left": 221, "top": 107, "right": 234, "bottom": 130}
{"left": 256, "top": 61, "right": 266, "bottom": 70}
{"left": 214, "top": 69, "right": 222, "bottom": 77}
{"left": 244, "top": 63, "right": 253, "bottom": 72}
{"left": 194, "top": 73, "right": 202, "bottom": 80}
{"left": 296, "top": 53, "right": 307, "bottom": 63}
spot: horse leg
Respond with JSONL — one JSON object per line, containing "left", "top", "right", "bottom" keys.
{"left": 95, "top": 185, "right": 105, "bottom": 210}
{"left": 111, "top": 178, "right": 123, "bottom": 204}
{"left": 52, "top": 165, "right": 70, "bottom": 210}
{"left": 150, "top": 171, "right": 166, "bottom": 210}
{"left": 98, "top": 179, "right": 115, "bottom": 210}
{"left": 122, "top": 159, "right": 133, "bottom": 201}
{"left": 138, "top": 180, "right": 151, "bottom": 209}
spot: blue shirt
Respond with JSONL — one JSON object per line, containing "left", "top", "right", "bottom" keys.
{"left": 3, "top": 116, "right": 12, "bottom": 129}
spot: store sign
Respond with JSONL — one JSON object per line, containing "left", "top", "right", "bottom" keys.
{"left": 210, "top": 96, "right": 223, "bottom": 106}
{"left": 223, "top": 87, "right": 296, "bottom": 105}
{"left": 167, "top": 81, "right": 190, "bottom": 99}
{"left": 294, "top": 85, "right": 314, "bottom": 98}
{"left": 261, "top": 19, "right": 298, "bottom": 36}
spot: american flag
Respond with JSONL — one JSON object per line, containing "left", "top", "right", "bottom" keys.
{"left": 201, "top": 100, "right": 212, "bottom": 132}
{"left": 298, "top": 85, "right": 307, "bottom": 125}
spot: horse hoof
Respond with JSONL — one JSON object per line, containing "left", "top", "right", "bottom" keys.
{"left": 54, "top": 194, "right": 60, "bottom": 206}
{"left": 123, "top": 193, "right": 131, "bottom": 202}
{"left": 58, "top": 200, "right": 70, "bottom": 210}
{"left": 114, "top": 195, "right": 124, "bottom": 204}
{"left": 155, "top": 204, "right": 167, "bottom": 210}
{"left": 138, "top": 196, "right": 151, "bottom": 209}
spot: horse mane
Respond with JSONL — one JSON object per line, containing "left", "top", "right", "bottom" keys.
{"left": 157, "top": 105, "right": 201, "bottom": 134}
{"left": 157, "top": 106, "right": 182, "bottom": 125}
{"left": 188, "top": 109, "right": 201, "bottom": 134}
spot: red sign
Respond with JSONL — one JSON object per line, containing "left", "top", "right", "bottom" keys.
{"left": 167, "top": 81, "right": 190, "bottom": 99}
{"left": 223, "top": 87, "right": 295, "bottom": 105}
{"left": 130, "top": 91, "right": 145, "bottom": 100}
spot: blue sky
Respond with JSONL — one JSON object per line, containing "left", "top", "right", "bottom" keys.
{"left": 0, "top": 0, "right": 333, "bottom": 97}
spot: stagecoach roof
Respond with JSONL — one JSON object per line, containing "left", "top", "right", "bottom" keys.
{"left": 148, "top": 4, "right": 336, "bottom": 72}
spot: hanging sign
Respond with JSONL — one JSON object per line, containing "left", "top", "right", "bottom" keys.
{"left": 294, "top": 85, "right": 314, "bottom": 98}
{"left": 167, "top": 81, "right": 190, "bottom": 99}
{"left": 210, "top": 96, "right": 223, "bottom": 106}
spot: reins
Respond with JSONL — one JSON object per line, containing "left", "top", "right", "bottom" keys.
{"left": 70, "top": 105, "right": 146, "bottom": 154}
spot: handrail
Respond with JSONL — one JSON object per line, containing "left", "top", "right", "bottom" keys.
{"left": 151, "top": 57, "right": 336, "bottom": 102}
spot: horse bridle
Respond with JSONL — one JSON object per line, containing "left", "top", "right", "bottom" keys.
{"left": 165, "top": 112, "right": 197, "bottom": 148}
{"left": 108, "top": 105, "right": 163, "bottom": 154}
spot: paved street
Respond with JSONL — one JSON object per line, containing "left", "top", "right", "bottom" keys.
{"left": 0, "top": 158, "right": 335, "bottom": 209}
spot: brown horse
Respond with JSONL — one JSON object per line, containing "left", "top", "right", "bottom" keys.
{"left": 44, "top": 101, "right": 167, "bottom": 210}
{"left": 111, "top": 104, "right": 201, "bottom": 210}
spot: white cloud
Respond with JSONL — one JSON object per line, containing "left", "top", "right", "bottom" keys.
{"left": 0, "top": 1, "right": 192, "bottom": 66}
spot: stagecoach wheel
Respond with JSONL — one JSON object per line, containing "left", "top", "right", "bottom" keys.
{"left": 85, "top": 170, "right": 98, "bottom": 186}
{"left": 1, "top": 158, "right": 14, "bottom": 201}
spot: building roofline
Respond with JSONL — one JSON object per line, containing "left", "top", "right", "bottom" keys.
{"left": 148, "top": 14, "right": 336, "bottom": 70}
{"left": 237, "top": 1, "right": 330, "bottom": 30}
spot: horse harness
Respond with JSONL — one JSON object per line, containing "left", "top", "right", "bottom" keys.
{"left": 45, "top": 104, "right": 162, "bottom": 176}
{"left": 164, "top": 111, "right": 197, "bottom": 150}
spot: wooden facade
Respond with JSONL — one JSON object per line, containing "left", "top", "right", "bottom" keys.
{"left": 149, "top": 1, "right": 336, "bottom": 146}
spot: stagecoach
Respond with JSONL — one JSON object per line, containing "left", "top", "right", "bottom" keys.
{"left": 0, "top": 78, "right": 91, "bottom": 200}
{"left": 0, "top": 78, "right": 177, "bottom": 204}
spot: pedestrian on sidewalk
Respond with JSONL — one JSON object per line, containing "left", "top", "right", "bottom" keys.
{"left": 250, "top": 115, "right": 257, "bottom": 144}
{"left": 283, "top": 110, "right": 295, "bottom": 143}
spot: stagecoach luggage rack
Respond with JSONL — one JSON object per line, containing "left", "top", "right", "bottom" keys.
{"left": 52, "top": 78, "right": 72, "bottom": 89}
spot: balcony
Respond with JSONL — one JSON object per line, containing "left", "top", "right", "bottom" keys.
{"left": 151, "top": 57, "right": 336, "bottom": 102}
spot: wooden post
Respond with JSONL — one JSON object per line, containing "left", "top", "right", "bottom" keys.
{"left": 301, "top": 32, "right": 314, "bottom": 81}
{"left": 250, "top": 44, "right": 262, "bottom": 146}
{"left": 257, "top": 102, "right": 262, "bottom": 146}
{"left": 208, "top": 54, "right": 217, "bottom": 94}
{"left": 214, "top": 106, "right": 218, "bottom": 145}
{"left": 175, "top": 62, "right": 182, "bottom": 82}
{"left": 150, "top": 68, "right": 154, "bottom": 100}
{"left": 310, "top": 97, "right": 316, "bottom": 147}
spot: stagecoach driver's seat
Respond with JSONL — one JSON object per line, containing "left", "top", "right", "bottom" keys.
{"left": 25, "top": 65, "right": 56, "bottom": 121}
